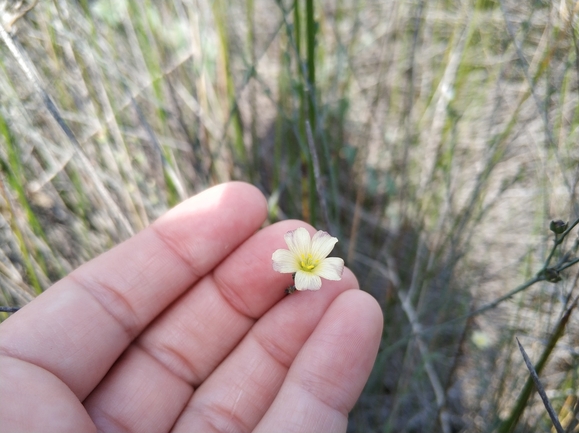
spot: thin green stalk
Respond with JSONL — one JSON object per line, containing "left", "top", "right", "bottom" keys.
{"left": 212, "top": 0, "right": 247, "bottom": 168}
{"left": 516, "top": 337, "right": 565, "bottom": 433}
{"left": 305, "top": 0, "right": 317, "bottom": 224}
{"left": 0, "top": 108, "right": 54, "bottom": 285}
{"left": 247, "top": 0, "right": 257, "bottom": 182}
{"left": 293, "top": 0, "right": 310, "bottom": 222}
{"left": 128, "top": 0, "right": 185, "bottom": 205}
{"left": 497, "top": 300, "right": 577, "bottom": 433}
{"left": 0, "top": 176, "right": 42, "bottom": 294}
{"left": 273, "top": 27, "right": 290, "bottom": 197}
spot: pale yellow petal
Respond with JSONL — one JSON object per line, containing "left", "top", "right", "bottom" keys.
{"left": 272, "top": 249, "right": 299, "bottom": 273}
{"left": 294, "top": 271, "right": 322, "bottom": 291}
{"left": 314, "top": 257, "right": 344, "bottom": 280}
{"left": 310, "top": 230, "right": 338, "bottom": 260}
{"left": 285, "top": 227, "right": 311, "bottom": 256}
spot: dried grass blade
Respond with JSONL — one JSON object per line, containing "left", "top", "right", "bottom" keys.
{"left": 515, "top": 337, "right": 564, "bottom": 433}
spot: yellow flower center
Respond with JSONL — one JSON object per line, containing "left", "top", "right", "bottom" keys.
{"left": 299, "top": 253, "right": 319, "bottom": 271}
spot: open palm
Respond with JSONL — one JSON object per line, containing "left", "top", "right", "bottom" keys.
{"left": 0, "top": 182, "right": 382, "bottom": 433}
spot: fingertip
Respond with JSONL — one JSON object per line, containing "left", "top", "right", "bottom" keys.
{"left": 335, "top": 289, "right": 384, "bottom": 351}
{"left": 218, "top": 182, "right": 268, "bottom": 217}
{"left": 340, "top": 267, "right": 360, "bottom": 291}
{"left": 252, "top": 286, "right": 383, "bottom": 433}
{"left": 152, "top": 182, "right": 268, "bottom": 278}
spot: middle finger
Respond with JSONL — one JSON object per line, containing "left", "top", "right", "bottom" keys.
{"left": 171, "top": 268, "right": 358, "bottom": 432}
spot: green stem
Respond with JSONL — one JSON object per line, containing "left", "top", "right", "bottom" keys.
{"left": 496, "top": 300, "right": 578, "bottom": 433}
{"left": 543, "top": 217, "right": 579, "bottom": 270}
{"left": 305, "top": 0, "right": 317, "bottom": 225}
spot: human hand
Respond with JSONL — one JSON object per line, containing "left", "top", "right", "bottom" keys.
{"left": 0, "top": 182, "right": 383, "bottom": 433}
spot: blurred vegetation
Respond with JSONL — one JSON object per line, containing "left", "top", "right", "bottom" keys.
{"left": 1, "top": 0, "right": 579, "bottom": 431}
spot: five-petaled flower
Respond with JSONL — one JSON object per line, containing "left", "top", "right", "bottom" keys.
{"left": 272, "top": 227, "right": 344, "bottom": 291}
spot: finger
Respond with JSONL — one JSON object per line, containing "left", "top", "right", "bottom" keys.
{"left": 82, "top": 344, "right": 193, "bottom": 433}
{"left": 253, "top": 290, "right": 383, "bottom": 433}
{"left": 169, "top": 268, "right": 359, "bottom": 433}
{"left": 83, "top": 220, "right": 318, "bottom": 431}
{"left": 0, "top": 182, "right": 267, "bottom": 400}
{"left": 136, "top": 220, "right": 312, "bottom": 385}
{"left": 0, "top": 355, "right": 96, "bottom": 433}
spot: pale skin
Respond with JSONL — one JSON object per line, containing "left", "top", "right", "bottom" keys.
{"left": 0, "top": 182, "right": 383, "bottom": 433}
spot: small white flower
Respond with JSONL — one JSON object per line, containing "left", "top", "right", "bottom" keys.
{"left": 272, "top": 227, "right": 344, "bottom": 291}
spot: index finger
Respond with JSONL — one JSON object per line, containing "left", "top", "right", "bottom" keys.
{"left": 0, "top": 182, "right": 267, "bottom": 400}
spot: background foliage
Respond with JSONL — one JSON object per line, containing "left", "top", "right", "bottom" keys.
{"left": 1, "top": 0, "right": 579, "bottom": 431}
